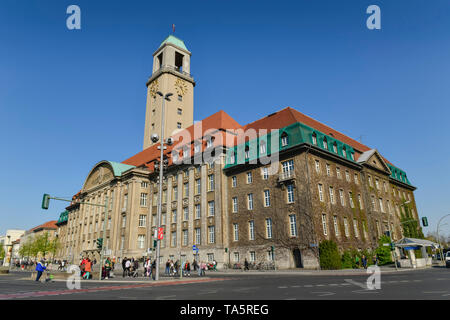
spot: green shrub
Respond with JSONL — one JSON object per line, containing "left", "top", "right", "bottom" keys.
{"left": 341, "top": 250, "right": 353, "bottom": 269}
{"left": 319, "top": 240, "right": 342, "bottom": 270}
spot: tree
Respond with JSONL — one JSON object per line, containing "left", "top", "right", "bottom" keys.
{"left": 48, "top": 237, "right": 60, "bottom": 262}
{"left": 0, "top": 245, "right": 5, "bottom": 261}
{"left": 34, "top": 232, "right": 52, "bottom": 259}
{"left": 375, "top": 235, "right": 393, "bottom": 265}
{"left": 319, "top": 240, "right": 342, "bottom": 270}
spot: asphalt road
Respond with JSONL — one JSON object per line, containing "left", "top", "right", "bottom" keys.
{"left": 0, "top": 267, "right": 449, "bottom": 300}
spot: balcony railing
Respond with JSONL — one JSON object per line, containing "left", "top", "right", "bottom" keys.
{"left": 158, "top": 65, "right": 193, "bottom": 79}
{"left": 279, "top": 170, "right": 296, "bottom": 182}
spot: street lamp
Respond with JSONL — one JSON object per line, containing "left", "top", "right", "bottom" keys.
{"left": 154, "top": 91, "right": 173, "bottom": 281}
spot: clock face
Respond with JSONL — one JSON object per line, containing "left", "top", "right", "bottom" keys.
{"left": 149, "top": 79, "right": 159, "bottom": 98}
{"left": 175, "top": 78, "right": 187, "bottom": 96}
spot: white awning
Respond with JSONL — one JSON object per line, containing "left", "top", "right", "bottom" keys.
{"left": 394, "top": 237, "right": 440, "bottom": 248}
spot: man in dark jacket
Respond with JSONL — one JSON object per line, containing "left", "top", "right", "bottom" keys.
{"left": 122, "top": 257, "right": 128, "bottom": 277}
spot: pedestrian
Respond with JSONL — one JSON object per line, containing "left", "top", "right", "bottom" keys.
{"left": 244, "top": 258, "right": 249, "bottom": 271}
{"left": 83, "top": 258, "right": 92, "bottom": 279}
{"left": 362, "top": 255, "right": 368, "bottom": 269}
{"left": 193, "top": 259, "right": 198, "bottom": 271}
{"left": 170, "top": 260, "right": 174, "bottom": 276}
{"left": 373, "top": 255, "right": 378, "bottom": 266}
{"left": 198, "top": 261, "right": 203, "bottom": 276}
{"left": 213, "top": 260, "right": 217, "bottom": 271}
{"left": 122, "top": 257, "right": 128, "bottom": 277}
{"left": 165, "top": 259, "right": 170, "bottom": 276}
{"left": 151, "top": 259, "right": 156, "bottom": 280}
{"left": 355, "top": 255, "right": 360, "bottom": 269}
{"left": 184, "top": 260, "right": 191, "bottom": 277}
{"left": 125, "top": 259, "right": 132, "bottom": 277}
{"left": 104, "top": 257, "right": 111, "bottom": 279}
{"left": 35, "top": 260, "right": 46, "bottom": 282}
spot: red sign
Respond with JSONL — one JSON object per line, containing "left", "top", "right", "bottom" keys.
{"left": 158, "top": 227, "right": 164, "bottom": 240}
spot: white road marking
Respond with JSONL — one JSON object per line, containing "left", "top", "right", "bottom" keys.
{"left": 291, "top": 285, "right": 300, "bottom": 288}
{"left": 155, "top": 295, "right": 176, "bottom": 300}
{"left": 344, "top": 279, "right": 367, "bottom": 289}
{"left": 312, "top": 291, "right": 335, "bottom": 297}
{"left": 278, "top": 286, "right": 288, "bottom": 289}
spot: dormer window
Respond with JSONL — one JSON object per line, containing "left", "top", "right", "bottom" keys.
{"left": 332, "top": 142, "right": 338, "bottom": 153}
{"left": 260, "top": 140, "right": 266, "bottom": 154}
{"left": 194, "top": 141, "right": 201, "bottom": 154}
{"left": 323, "top": 137, "right": 328, "bottom": 150}
{"left": 342, "top": 147, "right": 347, "bottom": 158}
{"left": 312, "top": 133, "right": 317, "bottom": 145}
{"left": 245, "top": 146, "right": 250, "bottom": 160}
{"left": 281, "top": 133, "right": 289, "bottom": 147}
{"left": 183, "top": 147, "right": 190, "bottom": 159}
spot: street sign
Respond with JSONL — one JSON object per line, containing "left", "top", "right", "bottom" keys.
{"left": 309, "top": 243, "right": 318, "bottom": 248}
{"left": 158, "top": 227, "right": 164, "bottom": 240}
{"left": 192, "top": 245, "right": 198, "bottom": 253}
{"left": 103, "top": 249, "right": 112, "bottom": 256}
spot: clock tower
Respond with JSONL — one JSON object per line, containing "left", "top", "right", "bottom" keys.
{"left": 143, "top": 35, "right": 195, "bottom": 149}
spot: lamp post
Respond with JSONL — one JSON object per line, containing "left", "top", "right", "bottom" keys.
{"left": 436, "top": 214, "right": 450, "bottom": 264}
{"left": 7, "top": 235, "right": 12, "bottom": 272}
{"left": 154, "top": 91, "right": 173, "bottom": 281}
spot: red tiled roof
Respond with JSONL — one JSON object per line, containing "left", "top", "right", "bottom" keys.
{"left": 29, "top": 220, "right": 58, "bottom": 232}
{"left": 123, "top": 110, "right": 242, "bottom": 168}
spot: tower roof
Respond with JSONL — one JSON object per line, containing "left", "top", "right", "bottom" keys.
{"left": 159, "top": 35, "right": 188, "bottom": 51}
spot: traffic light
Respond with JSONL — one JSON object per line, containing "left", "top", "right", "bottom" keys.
{"left": 42, "top": 194, "right": 50, "bottom": 210}
{"left": 390, "top": 243, "right": 395, "bottom": 251}
{"left": 153, "top": 240, "right": 157, "bottom": 248}
{"left": 421, "top": 217, "right": 428, "bottom": 227}
{"left": 96, "top": 238, "right": 103, "bottom": 250}
{"left": 225, "top": 248, "right": 228, "bottom": 253}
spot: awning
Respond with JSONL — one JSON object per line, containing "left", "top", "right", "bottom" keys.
{"left": 394, "top": 237, "right": 440, "bottom": 249}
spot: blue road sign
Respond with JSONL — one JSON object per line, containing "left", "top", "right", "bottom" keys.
{"left": 193, "top": 245, "right": 199, "bottom": 253}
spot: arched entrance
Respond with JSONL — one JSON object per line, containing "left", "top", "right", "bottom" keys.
{"left": 293, "top": 248, "right": 303, "bottom": 268}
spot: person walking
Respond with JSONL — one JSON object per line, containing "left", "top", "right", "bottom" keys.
{"left": 83, "top": 258, "right": 92, "bottom": 279}
{"left": 355, "top": 255, "right": 360, "bottom": 269}
{"left": 35, "top": 260, "right": 46, "bottom": 282}
{"left": 244, "top": 259, "right": 249, "bottom": 271}
{"left": 151, "top": 259, "right": 156, "bottom": 280}
{"left": 184, "top": 261, "right": 191, "bottom": 277}
{"left": 122, "top": 257, "right": 128, "bottom": 277}
{"left": 125, "top": 259, "right": 131, "bottom": 277}
{"left": 104, "top": 257, "right": 111, "bottom": 279}
{"left": 362, "top": 255, "right": 368, "bottom": 269}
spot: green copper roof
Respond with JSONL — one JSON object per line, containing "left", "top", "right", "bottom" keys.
{"left": 159, "top": 35, "right": 188, "bottom": 51}
{"left": 56, "top": 210, "right": 69, "bottom": 225}
{"left": 108, "top": 161, "right": 135, "bottom": 177}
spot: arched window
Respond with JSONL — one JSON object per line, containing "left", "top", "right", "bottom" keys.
{"left": 323, "top": 137, "right": 328, "bottom": 150}
{"left": 312, "top": 132, "right": 317, "bottom": 145}
{"left": 332, "top": 142, "right": 338, "bottom": 153}
{"left": 245, "top": 146, "right": 250, "bottom": 160}
{"left": 342, "top": 147, "right": 347, "bottom": 158}
{"left": 260, "top": 140, "right": 267, "bottom": 154}
{"left": 281, "top": 132, "right": 289, "bottom": 147}
{"left": 172, "top": 150, "right": 179, "bottom": 163}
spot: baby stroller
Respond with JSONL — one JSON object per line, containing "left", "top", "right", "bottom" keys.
{"left": 130, "top": 266, "right": 139, "bottom": 278}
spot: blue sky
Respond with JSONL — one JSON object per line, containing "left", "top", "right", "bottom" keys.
{"left": 1, "top": 0, "right": 449, "bottom": 238}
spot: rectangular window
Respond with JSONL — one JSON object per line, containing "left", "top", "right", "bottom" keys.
{"left": 232, "top": 197, "right": 238, "bottom": 213}
{"left": 250, "top": 251, "right": 256, "bottom": 262}
{"left": 336, "top": 167, "right": 341, "bottom": 179}
{"left": 267, "top": 250, "right": 274, "bottom": 261}
{"left": 195, "top": 204, "right": 201, "bottom": 219}
{"left": 261, "top": 167, "right": 269, "bottom": 180}
{"left": 141, "top": 181, "right": 148, "bottom": 188}
{"left": 266, "top": 218, "right": 273, "bottom": 239}
{"left": 246, "top": 193, "right": 253, "bottom": 210}
{"left": 358, "top": 194, "right": 363, "bottom": 209}
{"left": 184, "top": 183, "right": 189, "bottom": 198}
{"left": 322, "top": 214, "right": 328, "bottom": 236}
{"left": 282, "top": 159, "right": 294, "bottom": 173}
{"left": 183, "top": 207, "right": 189, "bottom": 221}
{"left": 343, "top": 217, "right": 350, "bottom": 237}
{"left": 345, "top": 170, "right": 350, "bottom": 182}
{"left": 163, "top": 190, "right": 167, "bottom": 203}
{"left": 138, "top": 235, "right": 145, "bottom": 249}
{"left": 208, "top": 174, "right": 215, "bottom": 191}
{"left": 233, "top": 224, "right": 239, "bottom": 241}
{"left": 375, "top": 179, "right": 380, "bottom": 190}
{"left": 171, "top": 231, "right": 177, "bottom": 247}
{"left": 287, "top": 184, "right": 294, "bottom": 203}
{"left": 121, "top": 215, "right": 126, "bottom": 228}
{"left": 339, "top": 189, "right": 345, "bottom": 206}
{"left": 371, "top": 196, "right": 376, "bottom": 211}
{"left": 354, "top": 173, "right": 359, "bottom": 185}
{"left": 368, "top": 176, "right": 373, "bottom": 187}
{"left": 208, "top": 201, "right": 215, "bottom": 216}
{"left": 195, "top": 228, "right": 201, "bottom": 245}
{"left": 120, "top": 236, "right": 125, "bottom": 250}
{"left": 383, "top": 182, "right": 387, "bottom": 193}
{"left": 329, "top": 186, "right": 335, "bottom": 204}
{"left": 353, "top": 219, "right": 359, "bottom": 238}
{"left": 234, "top": 252, "right": 240, "bottom": 262}
{"left": 140, "top": 193, "right": 148, "bottom": 207}
{"left": 326, "top": 164, "right": 331, "bottom": 176}
{"left": 379, "top": 198, "right": 384, "bottom": 213}
{"left": 138, "top": 215, "right": 146, "bottom": 227}
{"left": 208, "top": 226, "right": 215, "bottom": 244}
{"left": 247, "top": 172, "right": 253, "bottom": 184}
{"left": 318, "top": 184, "right": 324, "bottom": 202}
{"left": 264, "top": 190, "right": 271, "bottom": 207}
{"left": 315, "top": 160, "right": 320, "bottom": 173}
{"left": 232, "top": 176, "right": 237, "bottom": 187}
{"left": 183, "top": 230, "right": 188, "bottom": 246}
{"left": 195, "top": 179, "right": 201, "bottom": 195}
{"left": 249, "top": 220, "right": 255, "bottom": 241}
{"left": 173, "top": 186, "right": 178, "bottom": 200}
{"left": 177, "top": 107, "right": 182, "bottom": 114}
{"left": 333, "top": 216, "right": 339, "bottom": 236}
{"left": 172, "top": 209, "right": 177, "bottom": 223}
{"left": 289, "top": 215, "right": 297, "bottom": 237}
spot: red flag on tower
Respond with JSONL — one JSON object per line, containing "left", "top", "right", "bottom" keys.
{"left": 172, "top": 24, "right": 175, "bottom": 33}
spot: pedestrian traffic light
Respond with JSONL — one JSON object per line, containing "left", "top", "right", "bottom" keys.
{"left": 421, "top": 217, "right": 428, "bottom": 227}
{"left": 390, "top": 243, "right": 395, "bottom": 251}
{"left": 41, "top": 194, "right": 50, "bottom": 210}
{"left": 225, "top": 248, "right": 228, "bottom": 253}
{"left": 153, "top": 240, "right": 157, "bottom": 248}
{"left": 96, "top": 238, "right": 103, "bottom": 250}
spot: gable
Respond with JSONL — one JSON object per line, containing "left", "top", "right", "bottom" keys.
{"left": 83, "top": 163, "right": 115, "bottom": 192}
{"left": 358, "top": 149, "right": 391, "bottom": 175}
